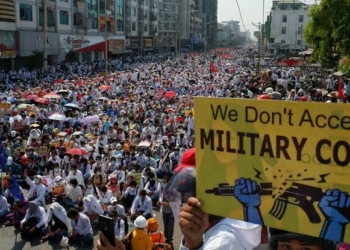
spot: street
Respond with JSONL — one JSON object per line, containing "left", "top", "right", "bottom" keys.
{"left": 0, "top": 209, "right": 182, "bottom": 250}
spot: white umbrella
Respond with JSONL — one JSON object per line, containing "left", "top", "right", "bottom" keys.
{"left": 48, "top": 113, "right": 67, "bottom": 121}
{"left": 80, "top": 115, "right": 100, "bottom": 124}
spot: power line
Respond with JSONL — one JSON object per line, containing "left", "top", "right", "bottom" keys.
{"left": 235, "top": 0, "right": 252, "bottom": 42}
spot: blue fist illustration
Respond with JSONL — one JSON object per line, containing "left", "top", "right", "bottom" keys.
{"left": 234, "top": 178, "right": 261, "bottom": 207}
{"left": 319, "top": 189, "right": 350, "bottom": 224}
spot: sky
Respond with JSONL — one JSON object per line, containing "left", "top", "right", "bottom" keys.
{"left": 217, "top": 0, "right": 273, "bottom": 35}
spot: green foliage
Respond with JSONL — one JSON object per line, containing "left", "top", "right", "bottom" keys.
{"left": 26, "top": 50, "right": 43, "bottom": 70}
{"left": 304, "top": 0, "right": 350, "bottom": 68}
{"left": 66, "top": 49, "right": 79, "bottom": 62}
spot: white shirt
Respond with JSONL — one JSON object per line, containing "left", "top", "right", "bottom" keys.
{"left": 114, "top": 218, "right": 126, "bottom": 240}
{"left": 131, "top": 196, "right": 152, "bottom": 216}
{"left": 26, "top": 176, "right": 46, "bottom": 206}
{"left": 107, "top": 204, "right": 126, "bottom": 217}
{"left": 67, "top": 170, "right": 85, "bottom": 188}
{"left": 99, "top": 189, "right": 114, "bottom": 205}
{"left": 0, "top": 195, "right": 9, "bottom": 213}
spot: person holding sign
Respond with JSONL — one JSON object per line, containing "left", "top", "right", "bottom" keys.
{"left": 163, "top": 163, "right": 262, "bottom": 250}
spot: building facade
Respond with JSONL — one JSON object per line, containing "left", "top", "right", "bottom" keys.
{"left": 266, "top": 0, "right": 311, "bottom": 55}
{"left": 0, "top": 0, "right": 128, "bottom": 69}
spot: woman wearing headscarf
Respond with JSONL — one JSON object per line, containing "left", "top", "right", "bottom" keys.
{"left": 41, "top": 202, "right": 71, "bottom": 242}
{"left": 20, "top": 201, "right": 48, "bottom": 239}
{"left": 83, "top": 194, "right": 104, "bottom": 226}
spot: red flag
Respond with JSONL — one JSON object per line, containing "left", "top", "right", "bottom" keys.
{"left": 55, "top": 78, "right": 63, "bottom": 84}
{"left": 337, "top": 77, "right": 345, "bottom": 99}
{"left": 210, "top": 61, "right": 217, "bottom": 73}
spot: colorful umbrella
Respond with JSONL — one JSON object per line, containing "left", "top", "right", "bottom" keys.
{"left": 66, "top": 148, "right": 89, "bottom": 156}
{"left": 80, "top": 115, "right": 100, "bottom": 124}
{"left": 48, "top": 113, "right": 67, "bottom": 121}
{"left": 164, "top": 91, "right": 176, "bottom": 99}
{"left": 17, "top": 104, "right": 33, "bottom": 110}
{"left": 25, "top": 94, "right": 38, "bottom": 100}
{"left": 99, "top": 85, "right": 112, "bottom": 91}
{"left": 44, "top": 93, "right": 61, "bottom": 99}
{"left": 34, "top": 97, "right": 50, "bottom": 104}
{"left": 64, "top": 103, "right": 80, "bottom": 110}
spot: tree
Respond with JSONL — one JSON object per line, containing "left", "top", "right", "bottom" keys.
{"left": 26, "top": 50, "right": 43, "bottom": 70}
{"left": 304, "top": 0, "right": 350, "bottom": 68}
{"left": 66, "top": 49, "right": 79, "bottom": 62}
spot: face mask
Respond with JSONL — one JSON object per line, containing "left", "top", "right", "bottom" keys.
{"left": 87, "top": 184, "right": 92, "bottom": 188}
{"left": 34, "top": 178, "right": 40, "bottom": 184}
{"left": 132, "top": 160, "right": 137, "bottom": 164}
{"left": 54, "top": 168, "right": 60, "bottom": 172}
{"left": 97, "top": 171, "right": 101, "bottom": 175}
{"left": 96, "top": 160, "right": 101, "bottom": 163}
{"left": 175, "top": 151, "right": 179, "bottom": 155}
{"left": 110, "top": 161, "right": 115, "bottom": 164}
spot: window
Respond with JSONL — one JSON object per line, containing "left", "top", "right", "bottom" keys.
{"left": 144, "top": 23, "right": 148, "bottom": 32}
{"left": 116, "top": 0, "right": 123, "bottom": 15}
{"left": 281, "top": 40, "right": 286, "bottom": 44}
{"left": 39, "top": 8, "right": 55, "bottom": 26}
{"left": 74, "top": 12, "right": 84, "bottom": 26}
{"left": 281, "top": 27, "right": 286, "bottom": 34}
{"left": 144, "top": 10, "right": 148, "bottom": 19}
{"left": 299, "top": 15, "right": 304, "bottom": 22}
{"left": 132, "top": 21, "right": 136, "bottom": 31}
{"left": 99, "top": 0, "right": 105, "bottom": 13}
{"left": 20, "top": 4, "right": 33, "bottom": 21}
{"left": 298, "top": 26, "right": 303, "bottom": 34}
{"left": 282, "top": 15, "right": 287, "bottom": 22}
{"left": 297, "top": 40, "right": 302, "bottom": 45}
{"left": 59, "top": 10, "right": 69, "bottom": 25}
{"left": 132, "top": 7, "right": 136, "bottom": 17}
{"left": 116, "top": 19, "right": 123, "bottom": 31}
{"left": 60, "top": 0, "right": 68, "bottom": 2}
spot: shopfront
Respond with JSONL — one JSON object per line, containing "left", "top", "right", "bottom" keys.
{"left": 60, "top": 34, "right": 126, "bottom": 62}
{"left": 0, "top": 31, "right": 17, "bottom": 70}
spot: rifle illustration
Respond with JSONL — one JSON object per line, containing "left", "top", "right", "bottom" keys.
{"left": 205, "top": 182, "right": 350, "bottom": 224}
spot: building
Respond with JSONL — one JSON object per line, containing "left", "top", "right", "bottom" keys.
{"left": 0, "top": 0, "right": 129, "bottom": 69}
{"left": 0, "top": 0, "right": 17, "bottom": 70}
{"left": 157, "top": 0, "right": 179, "bottom": 53}
{"left": 201, "top": 0, "right": 217, "bottom": 48}
{"left": 266, "top": 0, "right": 311, "bottom": 55}
{"left": 125, "top": 0, "right": 158, "bottom": 55}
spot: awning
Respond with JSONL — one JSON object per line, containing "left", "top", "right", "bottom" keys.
{"left": 143, "top": 48, "right": 153, "bottom": 51}
{"left": 77, "top": 41, "right": 105, "bottom": 53}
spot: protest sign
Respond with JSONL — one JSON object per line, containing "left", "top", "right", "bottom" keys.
{"left": 52, "top": 184, "right": 65, "bottom": 196}
{"left": 195, "top": 97, "right": 350, "bottom": 243}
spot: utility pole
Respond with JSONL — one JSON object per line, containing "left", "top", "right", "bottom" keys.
{"left": 252, "top": 22, "right": 261, "bottom": 72}
{"left": 104, "top": 7, "right": 108, "bottom": 84}
{"left": 43, "top": 0, "right": 48, "bottom": 73}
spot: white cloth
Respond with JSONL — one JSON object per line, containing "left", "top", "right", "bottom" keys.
{"left": 83, "top": 195, "right": 104, "bottom": 215}
{"left": 179, "top": 218, "right": 261, "bottom": 250}
{"left": 47, "top": 202, "right": 72, "bottom": 232}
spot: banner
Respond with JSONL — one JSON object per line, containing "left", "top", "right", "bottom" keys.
{"left": 108, "top": 39, "right": 124, "bottom": 52}
{"left": 144, "top": 39, "right": 152, "bottom": 48}
{"left": 195, "top": 97, "right": 350, "bottom": 243}
{"left": 277, "top": 58, "right": 304, "bottom": 67}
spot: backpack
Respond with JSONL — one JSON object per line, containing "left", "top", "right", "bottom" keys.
{"left": 122, "top": 231, "right": 133, "bottom": 250}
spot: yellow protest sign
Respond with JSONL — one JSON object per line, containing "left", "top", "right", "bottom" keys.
{"left": 195, "top": 97, "right": 350, "bottom": 243}
{"left": 0, "top": 103, "right": 11, "bottom": 109}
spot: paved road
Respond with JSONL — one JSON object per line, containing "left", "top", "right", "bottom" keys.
{"left": 0, "top": 190, "right": 182, "bottom": 250}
